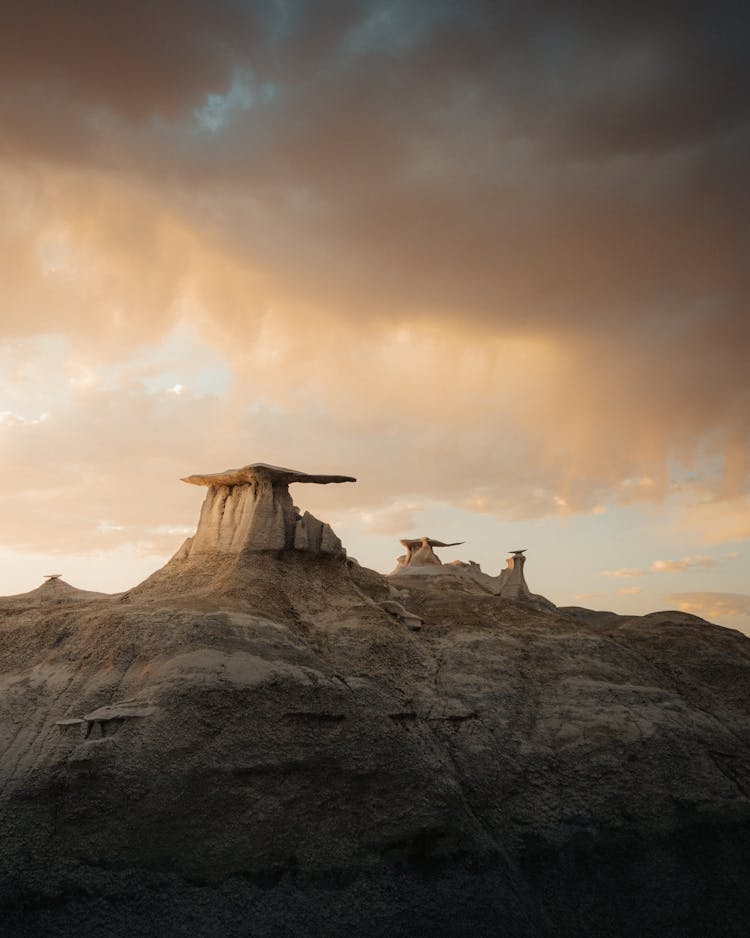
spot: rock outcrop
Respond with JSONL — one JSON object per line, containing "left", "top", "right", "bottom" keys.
{"left": 177, "top": 462, "right": 355, "bottom": 558}
{"left": 389, "top": 540, "right": 555, "bottom": 611}
{"left": 0, "top": 576, "right": 109, "bottom": 610}
{"left": 1, "top": 465, "right": 749, "bottom": 937}
{"left": 129, "top": 462, "right": 356, "bottom": 601}
{"left": 391, "top": 537, "right": 465, "bottom": 573}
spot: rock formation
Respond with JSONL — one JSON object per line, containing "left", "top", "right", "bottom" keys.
{"left": 389, "top": 540, "right": 555, "bottom": 611}
{"left": 493, "top": 548, "right": 554, "bottom": 608}
{"left": 391, "top": 536, "right": 465, "bottom": 572}
{"left": 177, "top": 462, "right": 355, "bottom": 558}
{"left": 1, "top": 463, "right": 749, "bottom": 937}
{"left": 0, "top": 576, "right": 108, "bottom": 610}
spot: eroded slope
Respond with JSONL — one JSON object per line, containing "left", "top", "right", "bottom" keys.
{"left": 1, "top": 554, "right": 749, "bottom": 937}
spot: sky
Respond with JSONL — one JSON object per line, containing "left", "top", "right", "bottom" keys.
{"left": 0, "top": 1, "right": 748, "bottom": 632}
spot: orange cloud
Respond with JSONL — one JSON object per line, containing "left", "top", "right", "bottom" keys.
{"left": 601, "top": 568, "right": 649, "bottom": 579}
{"left": 602, "top": 555, "right": 721, "bottom": 580}
{"left": 650, "top": 555, "right": 716, "bottom": 573}
{"left": 670, "top": 592, "right": 750, "bottom": 620}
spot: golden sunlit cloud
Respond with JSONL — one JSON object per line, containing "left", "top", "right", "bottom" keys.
{"left": 601, "top": 568, "right": 649, "bottom": 579}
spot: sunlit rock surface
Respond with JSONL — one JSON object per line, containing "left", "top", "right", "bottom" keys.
{"left": 1, "top": 471, "right": 749, "bottom": 937}
{"left": 177, "top": 462, "right": 355, "bottom": 559}
{"left": 391, "top": 536, "right": 465, "bottom": 571}
{"left": 390, "top": 540, "right": 555, "bottom": 613}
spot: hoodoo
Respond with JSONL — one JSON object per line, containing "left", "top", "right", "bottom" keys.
{"left": 1, "top": 460, "right": 749, "bottom": 938}
{"left": 393, "top": 536, "right": 465, "bottom": 570}
{"left": 389, "top": 538, "right": 554, "bottom": 610}
{"left": 495, "top": 549, "right": 532, "bottom": 599}
{"left": 175, "top": 462, "right": 356, "bottom": 559}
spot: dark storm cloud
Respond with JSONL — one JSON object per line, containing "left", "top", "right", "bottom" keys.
{"left": 0, "top": 0, "right": 263, "bottom": 120}
{"left": 4, "top": 2, "right": 748, "bottom": 195}
{"left": 1, "top": 2, "right": 744, "bottom": 144}
{"left": 3, "top": 0, "right": 748, "bottom": 329}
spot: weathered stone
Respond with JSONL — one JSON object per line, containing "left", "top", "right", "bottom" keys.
{"left": 177, "top": 462, "right": 355, "bottom": 560}
{"left": 388, "top": 540, "right": 555, "bottom": 611}
{"left": 391, "top": 536, "right": 465, "bottom": 573}
{"left": 379, "top": 599, "right": 424, "bottom": 630}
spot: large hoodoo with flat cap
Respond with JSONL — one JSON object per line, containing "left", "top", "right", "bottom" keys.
{"left": 175, "top": 462, "right": 356, "bottom": 560}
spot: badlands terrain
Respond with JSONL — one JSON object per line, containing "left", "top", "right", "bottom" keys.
{"left": 0, "top": 465, "right": 748, "bottom": 937}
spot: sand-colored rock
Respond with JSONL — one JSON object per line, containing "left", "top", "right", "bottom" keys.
{"left": 391, "top": 536, "right": 465, "bottom": 573}
{"left": 389, "top": 541, "right": 555, "bottom": 612}
{"left": 177, "top": 462, "right": 355, "bottom": 559}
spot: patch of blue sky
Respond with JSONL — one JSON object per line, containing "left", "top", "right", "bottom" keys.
{"left": 126, "top": 322, "right": 231, "bottom": 398}
{"left": 193, "top": 70, "right": 277, "bottom": 135}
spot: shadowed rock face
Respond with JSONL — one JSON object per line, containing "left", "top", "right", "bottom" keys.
{"left": 1, "top": 473, "right": 749, "bottom": 937}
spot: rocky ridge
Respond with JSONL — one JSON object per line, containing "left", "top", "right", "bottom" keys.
{"left": 1, "top": 464, "right": 749, "bottom": 937}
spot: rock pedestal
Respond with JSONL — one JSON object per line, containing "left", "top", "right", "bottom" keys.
{"left": 388, "top": 540, "right": 555, "bottom": 610}
{"left": 176, "top": 463, "right": 355, "bottom": 560}
{"left": 496, "top": 549, "right": 531, "bottom": 599}
{"left": 391, "top": 537, "right": 465, "bottom": 573}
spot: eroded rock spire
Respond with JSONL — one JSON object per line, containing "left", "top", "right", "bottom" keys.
{"left": 388, "top": 537, "right": 555, "bottom": 610}
{"left": 495, "top": 549, "right": 533, "bottom": 600}
{"left": 394, "top": 537, "right": 465, "bottom": 571}
{"left": 176, "top": 462, "right": 356, "bottom": 560}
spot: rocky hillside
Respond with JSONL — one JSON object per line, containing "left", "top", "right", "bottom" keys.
{"left": 1, "top": 468, "right": 749, "bottom": 936}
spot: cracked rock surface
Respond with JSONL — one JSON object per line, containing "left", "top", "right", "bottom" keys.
{"left": 1, "top": 554, "right": 749, "bottom": 937}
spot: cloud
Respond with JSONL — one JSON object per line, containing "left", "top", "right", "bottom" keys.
{"left": 601, "top": 568, "right": 649, "bottom": 579}
{"left": 360, "top": 502, "right": 422, "bottom": 536}
{"left": 670, "top": 592, "right": 750, "bottom": 620}
{"left": 650, "top": 555, "right": 716, "bottom": 573}
{"left": 0, "top": 1, "right": 749, "bottom": 559}
{"left": 617, "top": 586, "right": 643, "bottom": 596}
{"left": 0, "top": 1, "right": 260, "bottom": 126}
{"left": 602, "top": 555, "right": 720, "bottom": 579}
